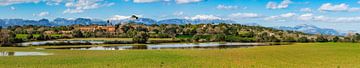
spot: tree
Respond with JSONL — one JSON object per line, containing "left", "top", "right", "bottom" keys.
{"left": 72, "top": 30, "right": 83, "bottom": 38}
{"left": 269, "top": 36, "right": 280, "bottom": 42}
{"left": 36, "top": 34, "right": 45, "bottom": 40}
{"left": 0, "top": 31, "right": 16, "bottom": 46}
{"left": 211, "top": 34, "right": 226, "bottom": 41}
{"left": 298, "top": 37, "right": 309, "bottom": 42}
{"left": 354, "top": 33, "right": 360, "bottom": 42}
{"left": 133, "top": 31, "right": 149, "bottom": 43}
{"left": 315, "top": 36, "right": 328, "bottom": 42}
{"left": 332, "top": 36, "right": 340, "bottom": 42}
{"left": 27, "top": 33, "right": 34, "bottom": 41}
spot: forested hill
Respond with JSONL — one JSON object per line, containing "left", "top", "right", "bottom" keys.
{"left": 2, "top": 23, "right": 352, "bottom": 45}
{"left": 0, "top": 18, "right": 343, "bottom": 36}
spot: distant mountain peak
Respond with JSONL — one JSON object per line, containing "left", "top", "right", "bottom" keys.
{"left": 274, "top": 24, "right": 344, "bottom": 36}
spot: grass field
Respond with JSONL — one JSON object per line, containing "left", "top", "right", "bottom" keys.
{"left": 16, "top": 34, "right": 63, "bottom": 39}
{"left": 1, "top": 43, "right": 360, "bottom": 68}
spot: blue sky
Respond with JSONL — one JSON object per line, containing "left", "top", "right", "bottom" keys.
{"left": 1, "top": 0, "right": 360, "bottom": 33}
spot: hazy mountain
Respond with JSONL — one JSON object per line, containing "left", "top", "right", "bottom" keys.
{"left": 110, "top": 18, "right": 157, "bottom": 25}
{"left": 53, "top": 18, "right": 107, "bottom": 26}
{"left": 0, "top": 19, "right": 52, "bottom": 27}
{"left": 274, "top": 24, "right": 344, "bottom": 36}
{"left": 190, "top": 19, "right": 235, "bottom": 24}
{"left": 0, "top": 19, "right": 5, "bottom": 27}
{"left": 53, "top": 18, "right": 74, "bottom": 26}
{"left": 158, "top": 19, "right": 236, "bottom": 24}
{"left": 158, "top": 19, "right": 190, "bottom": 24}
{"left": 242, "top": 23, "right": 261, "bottom": 26}
{"left": 111, "top": 18, "right": 235, "bottom": 25}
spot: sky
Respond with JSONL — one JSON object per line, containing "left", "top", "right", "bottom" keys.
{"left": 1, "top": 0, "right": 360, "bottom": 33}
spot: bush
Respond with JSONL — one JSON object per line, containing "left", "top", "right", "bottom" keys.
{"left": 225, "top": 35, "right": 255, "bottom": 42}
{"left": 192, "top": 35, "right": 212, "bottom": 42}
{"left": 211, "top": 34, "right": 226, "bottom": 41}
{"left": 133, "top": 31, "right": 149, "bottom": 43}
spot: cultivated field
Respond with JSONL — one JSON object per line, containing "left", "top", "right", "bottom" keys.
{"left": 1, "top": 43, "right": 360, "bottom": 68}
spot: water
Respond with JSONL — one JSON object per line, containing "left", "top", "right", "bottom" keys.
{"left": 47, "top": 42, "right": 269, "bottom": 50}
{"left": 20, "top": 40, "right": 105, "bottom": 46}
{"left": 0, "top": 52, "right": 53, "bottom": 56}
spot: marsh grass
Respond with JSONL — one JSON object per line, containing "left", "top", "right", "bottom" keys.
{"left": 1, "top": 43, "right": 360, "bottom": 68}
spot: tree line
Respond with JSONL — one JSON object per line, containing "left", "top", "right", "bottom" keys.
{"left": 1, "top": 23, "right": 360, "bottom": 46}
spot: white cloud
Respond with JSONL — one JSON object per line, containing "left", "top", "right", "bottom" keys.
{"left": 280, "top": 13, "right": 296, "bottom": 17}
{"left": 63, "top": 0, "right": 115, "bottom": 14}
{"left": 0, "top": 0, "right": 41, "bottom": 6}
{"left": 264, "top": 13, "right": 360, "bottom": 23}
{"left": 108, "top": 14, "right": 143, "bottom": 20}
{"left": 229, "top": 13, "right": 261, "bottom": 19}
{"left": 319, "top": 3, "right": 348, "bottom": 11}
{"left": 129, "top": 0, "right": 202, "bottom": 4}
{"left": 216, "top": 4, "right": 238, "bottom": 10}
{"left": 265, "top": 13, "right": 296, "bottom": 20}
{"left": 0, "top": 0, "right": 115, "bottom": 14}
{"left": 10, "top": 6, "right": 15, "bottom": 10}
{"left": 33, "top": 12, "right": 50, "bottom": 17}
{"left": 349, "top": 8, "right": 360, "bottom": 12}
{"left": 108, "top": 15, "right": 131, "bottom": 20}
{"left": 133, "top": 0, "right": 160, "bottom": 3}
{"left": 173, "top": 11, "right": 184, "bottom": 16}
{"left": 298, "top": 13, "right": 314, "bottom": 21}
{"left": 175, "top": 0, "right": 202, "bottom": 4}
{"left": 318, "top": 3, "right": 360, "bottom": 12}
{"left": 300, "top": 8, "right": 312, "bottom": 12}
{"left": 185, "top": 15, "right": 222, "bottom": 20}
{"left": 298, "top": 14, "right": 360, "bottom": 23}
{"left": 45, "top": 0, "right": 63, "bottom": 5}
{"left": 266, "top": 0, "right": 292, "bottom": 9}
{"left": 63, "top": 9, "right": 84, "bottom": 14}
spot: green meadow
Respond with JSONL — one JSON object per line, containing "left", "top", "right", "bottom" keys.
{"left": 16, "top": 34, "right": 63, "bottom": 39}
{"left": 1, "top": 43, "right": 360, "bottom": 68}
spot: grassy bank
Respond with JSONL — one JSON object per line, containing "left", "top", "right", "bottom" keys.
{"left": 1, "top": 43, "right": 360, "bottom": 68}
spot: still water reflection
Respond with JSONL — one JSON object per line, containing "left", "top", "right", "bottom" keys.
{"left": 0, "top": 52, "right": 52, "bottom": 56}
{"left": 47, "top": 43, "right": 268, "bottom": 50}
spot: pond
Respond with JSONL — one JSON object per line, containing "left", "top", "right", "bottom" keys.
{"left": 46, "top": 42, "right": 270, "bottom": 50}
{"left": 19, "top": 40, "right": 105, "bottom": 46}
{"left": 0, "top": 52, "right": 53, "bottom": 56}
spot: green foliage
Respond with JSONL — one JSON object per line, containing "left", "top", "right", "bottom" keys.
{"left": 72, "top": 30, "right": 83, "bottom": 38}
{"left": 316, "top": 36, "right": 328, "bottom": 42}
{"left": 192, "top": 35, "right": 212, "bottom": 42}
{"left": 332, "top": 36, "right": 340, "bottom": 42}
{"left": 176, "top": 35, "right": 194, "bottom": 39}
{"left": 238, "top": 31, "right": 255, "bottom": 37}
{"left": 225, "top": 35, "right": 255, "bottom": 42}
{"left": 150, "top": 33, "right": 171, "bottom": 38}
{"left": 133, "top": 31, "right": 150, "bottom": 43}
{"left": 3, "top": 23, "right": 351, "bottom": 44}
{"left": 298, "top": 37, "right": 310, "bottom": 42}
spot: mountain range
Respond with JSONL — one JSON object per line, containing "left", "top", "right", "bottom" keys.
{"left": 273, "top": 24, "right": 345, "bottom": 36}
{"left": 0, "top": 18, "right": 344, "bottom": 36}
{"left": 0, "top": 18, "right": 235, "bottom": 27}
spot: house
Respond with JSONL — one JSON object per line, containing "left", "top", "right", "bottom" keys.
{"left": 78, "top": 25, "right": 97, "bottom": 32}
{"left": 76, "top": 25, "right": 115, "bottom": 32}
{"left": 59, "top": 31, "right": 72, "bottom": 34}
{"left": 97, "top": 26, "right": 116, "bottom": 32}
{"left": 44, "top": 31, "right": 55, "bottom": 34}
